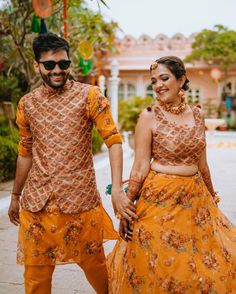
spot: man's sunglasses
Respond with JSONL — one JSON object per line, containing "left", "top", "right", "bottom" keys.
{"left": 38, "top": 60, "right": 71, "bottom": 70}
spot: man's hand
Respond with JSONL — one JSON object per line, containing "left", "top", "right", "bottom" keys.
{"left": 8, "top": 196, "right": 20, "bottom": 226}
{"left": 119, "top": 219, "right": 133, "bottom": 241}
{"left": 112, "top": 188, "right": 137, "bottom": 222}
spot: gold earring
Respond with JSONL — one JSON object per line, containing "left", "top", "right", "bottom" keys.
{"left": 178, "top": 89, "right": 185, "bottom": 101}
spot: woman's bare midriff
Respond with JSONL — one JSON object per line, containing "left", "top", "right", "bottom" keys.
{"left": 151, "top": 160, "right": 198, "bottom": 176}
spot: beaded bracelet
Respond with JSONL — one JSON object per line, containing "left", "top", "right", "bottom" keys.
{"left": 105, "top": 180, "right": 129, "bottom": 195}
{"left": 11, "top": 192, "right": 21, "bottom": 199}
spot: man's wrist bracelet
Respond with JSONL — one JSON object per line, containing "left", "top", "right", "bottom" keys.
{"left": 11, "top": 192, "right": 21, "bottom": 197}
{"left": 105, "top": 182, "right": 128, "bottom": 195}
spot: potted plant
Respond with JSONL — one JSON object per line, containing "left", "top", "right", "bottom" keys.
{"left": 219, "top": 122, "right": 228, "bottom": 131}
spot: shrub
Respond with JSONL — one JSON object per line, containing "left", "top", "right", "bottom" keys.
{"left": 0, "top": 116, "right": 10, "bottom": 136}
{"left": 92, "top": 127, "right": 104, "bottom": 154}
{"left": 0, "top": 118, "right": 19, "bottom": 181}
{"left": 118, "top": 96, "right": 155, "bottom": 132}
{"left": 0, "top": 132, "right": 19, "bottom": 182}
{"left": 0, "top": 75, "right": 22, "bottom": 105}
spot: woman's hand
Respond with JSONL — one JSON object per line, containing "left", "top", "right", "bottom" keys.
{"left": 119, "top": 218, "right": 133, "bottom": 242}
{"left": 112, "top": 188, "right": 137, "bottom": 222}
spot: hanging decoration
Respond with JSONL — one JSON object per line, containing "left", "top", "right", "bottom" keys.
{"left": 78, "top": 40, "right": 94, "bottom": 76}
{"left": 78, "top": 40, "right": 94, "bottom": 60}
{"left": 30, "top": 14, "right": 40, "bottom": 33}
{"left": 32, "top": 0, "right": 53, "bottom": 19}
{"left": 79, "top": 58, "right": 92, "bottom": 75}
{"left": 32, "top": 0, "right": 52, "bottom": 34}
{"left": 40, "top": 19, "right": 48, "bottom": 34}
{"left": 210, "top": 68, "right": 222, "bottom": 83}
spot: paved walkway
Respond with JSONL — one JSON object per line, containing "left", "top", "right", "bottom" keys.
{"left": 0, "top": 131, "right": 236, "bottom": 294}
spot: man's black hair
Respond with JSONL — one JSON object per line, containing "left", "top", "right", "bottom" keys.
{"left": 33, "top": 32, "right": 70, "bottom": 61}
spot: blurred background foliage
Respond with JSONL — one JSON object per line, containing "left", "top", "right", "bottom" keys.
{"left": 0, "top": 0, "right": 119, "bottom": 92}
{"left": 118, "top": 96, "right": 155, "bottom": 133}
{"left": 0, "top": 115, "right": 19, "bottom": 182}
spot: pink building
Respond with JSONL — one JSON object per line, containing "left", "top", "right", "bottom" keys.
{"left": 106, "top": 33, "right": 236, "bottom": 109}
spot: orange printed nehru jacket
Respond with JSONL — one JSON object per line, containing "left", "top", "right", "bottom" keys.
{"left": 16, "top": 80, "right": 122, "bottom": 213}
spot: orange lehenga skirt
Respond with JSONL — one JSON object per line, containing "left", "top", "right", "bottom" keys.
{"left": 17, "top": 195, "right": 118, "bottom": 265}
{"left": 107, "top": 171, "right": 236, "bottom": 294}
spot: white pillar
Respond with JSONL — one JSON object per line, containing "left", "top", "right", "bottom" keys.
{"left": 136, "top": 75, "right": 145, "bottom": 97}
{"left": 109, "top": 60, "right": 119, "bottom": 124}
{"left": 99, "top": 75, "right": 105, "bottom": 94}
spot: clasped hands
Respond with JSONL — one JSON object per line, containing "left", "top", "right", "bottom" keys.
{"left": 111, "top": 188, "right": 137, "bottom": 242}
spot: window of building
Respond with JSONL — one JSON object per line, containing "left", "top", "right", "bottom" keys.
{"left": 127, "top": 84, "right": 136, "bottom": 98}
{"left": 187, "top": 88, "right": 201, "bottom": 105}
{"left": 146, "top": 84, "right": 154, "bottom": 97}
{"left": 118, "top": 83, "right": 125, "bottom": 100}
{"left": 223, "top": 79, "right": 236, "bottom": 96}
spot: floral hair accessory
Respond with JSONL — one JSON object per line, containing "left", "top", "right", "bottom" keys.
{"left": 150, "top": 61, "right": 158, "bottom": 71}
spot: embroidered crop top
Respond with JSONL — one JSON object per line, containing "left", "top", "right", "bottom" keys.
{"left": 152, "top": 105, "right": 206, "bottom": 166}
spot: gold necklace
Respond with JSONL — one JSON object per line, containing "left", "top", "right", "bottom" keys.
{"left": 159, "top": 97, "right": 187, "bottom": 115}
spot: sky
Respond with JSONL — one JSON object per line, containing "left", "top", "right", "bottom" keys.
{"left": 88, "top": 0, "right": 236, "bottom": 38}
{"left": 0, "top": 0, "right": 235, "bottom": 38}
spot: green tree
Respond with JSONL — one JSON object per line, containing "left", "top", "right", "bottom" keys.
{"left": 0, "top": 75, "right": 22, "bottom": 104}
{"left": 66, "top": 3, "right": 119, "bottom": 79}
{"left": 0, "top": 0, "right": 118, "bottom": 92}
{"left": 185, "top": 25, "right": 236, "bottom": 94}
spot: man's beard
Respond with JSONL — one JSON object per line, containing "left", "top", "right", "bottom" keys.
{"left": 40, "top": 70, "right": 70, "bottom": 90}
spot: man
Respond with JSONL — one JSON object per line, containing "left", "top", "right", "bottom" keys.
{"left": 8, "top": 32, "right": 136, "bottom": 294}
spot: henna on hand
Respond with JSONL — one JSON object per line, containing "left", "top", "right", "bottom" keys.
{"left": 127, "top": 177, "right": 143, "bottom": 202}
{"left": 200, "top": 169, "right": 215, "bottom": 197}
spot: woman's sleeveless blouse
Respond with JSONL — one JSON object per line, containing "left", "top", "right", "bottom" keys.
{"left": 152, "top": 105, "right": 206, "bottom": 166}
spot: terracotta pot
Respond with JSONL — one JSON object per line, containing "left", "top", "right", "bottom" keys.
{"left": 219, "top": 125, "right": 227, "bottom": 131}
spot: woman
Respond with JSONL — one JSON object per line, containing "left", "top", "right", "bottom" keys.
{"left": 107, "top": 56, "right": 236, "bottom": 293}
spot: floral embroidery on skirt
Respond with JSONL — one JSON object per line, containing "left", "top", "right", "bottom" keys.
{"left": 107, "top": 171, "right": 236, "bottom": 293}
